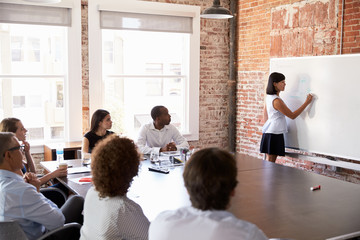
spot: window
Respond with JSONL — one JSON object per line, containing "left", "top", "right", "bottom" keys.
{"left": 103, "top": 41, "right": 114, "bottom": 64}
{"left": 27, "top": 127, "right": 44, "bottom": 141}
{"left": 51, "top": 126, "right": 64, "bottom": 139}
{"left": 145, "top": 62, "right": 163, "bottom": 96}
{"left": 1, "top": 23, "right": 67, "bottom": 142}
{"left": 10, "top": 36, "right": 41, "bottom": 62}
{"left": 28, "top": 37, "right": 40, "bottom": 62}
{"left": 89, "top": 0, "right": 200, "bottom": 140}
{"left": 0, "top": 2, "right": 82, "bottom": 146}
{"left": 11, "top": 36, "right": 24, "bottom": 61}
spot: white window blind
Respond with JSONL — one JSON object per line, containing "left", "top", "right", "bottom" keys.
{"left": 100, "top": 11, "right": 192, "bottom": 33}
{"left": 0, "top": 3, "right": 71, "bottom": 26}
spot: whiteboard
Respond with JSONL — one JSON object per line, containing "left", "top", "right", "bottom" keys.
{"left": 270, "top": 54, "right": 360, "bottom": 161}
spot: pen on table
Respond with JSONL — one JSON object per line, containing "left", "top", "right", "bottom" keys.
{"left": 310, "top": 185, "right": 321, "bottom": 191}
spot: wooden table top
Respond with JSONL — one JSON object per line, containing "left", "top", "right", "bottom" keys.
{"left": 40, "top": 154, "right": 360, "bottom": 240}
{"left": 44, "top": 141, "right": 82, "bottom": 150}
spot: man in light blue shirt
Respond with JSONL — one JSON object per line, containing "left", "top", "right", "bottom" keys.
{"left": 136, "top": 106, "right": 189, "bottom": 154}
{"left": 0, "top": 133, "right": 82, "bottom": 240}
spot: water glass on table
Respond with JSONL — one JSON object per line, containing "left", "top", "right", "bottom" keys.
{"left": 179, "top": 148, "right": 189, "bottom": 162}
{"left": 150, "top": 152, "right": 159, "bottom": 164}
{"left": 80, "top": 152, "right": 91, "bottom": 166}
{"left": 159, "top": 158, "right": 172, "bottom": 169}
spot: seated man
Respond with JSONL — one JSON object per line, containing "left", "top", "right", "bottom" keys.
{"left": 136, "top": 105, "right": 189, "bottom": 154}
{"left": 0, "top": 132, "right": 84, "bottom": 240}
{"left": 149, "top": 148, "right": 268, "bottom": 240}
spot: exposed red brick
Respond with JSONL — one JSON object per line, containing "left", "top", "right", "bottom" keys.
{"left": 270, "top": 34, "right": 283, "bottom": 57}
{"left": 352, "top": 25, "right": 360, "bottom": 31}
{"left": 314, "top": 1, "right": 329, "bottom": 26}
{"left": 290, "top": 6, "right": 300, "bottom": 28}
{"left": 272, "top": 8, "right": 286, "bottom": 29}
{"left": 298, "top": 28, "right": 314, "bottom": 55}
{"left": 350, "top": 48, "right": 360, "bottom": 53}
{"left": 299, "top": 3, "right": 314, "bottom": 27}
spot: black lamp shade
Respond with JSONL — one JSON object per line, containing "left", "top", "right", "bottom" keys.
{"left": 201, "top": 0, "right": 233, "bottom": 19}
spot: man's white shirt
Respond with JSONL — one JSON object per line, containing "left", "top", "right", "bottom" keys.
{"left": 149, "top": 206, "right": 268, "bottom": 240}
{"left": 136, "top": 122, "right": 189, "bottom": 154}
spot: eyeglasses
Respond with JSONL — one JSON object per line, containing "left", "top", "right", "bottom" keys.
{"left": 2, "top": 145, "right": 25, "bottom": 157}
{"left": 7, "top": 145, "right": 25, "bottom": 152}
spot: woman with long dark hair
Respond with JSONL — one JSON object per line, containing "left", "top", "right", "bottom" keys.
{"left": 82, "top": 109, "right": 114, "bottom": 153}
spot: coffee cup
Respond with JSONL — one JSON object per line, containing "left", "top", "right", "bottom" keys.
{"left": 58, "top": 162, "right": 68, "bottom": 169}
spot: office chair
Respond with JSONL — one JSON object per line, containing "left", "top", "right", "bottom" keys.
{"left": 0, "top": 221, "right": 81, "bottom": 240}
{"left": 40, "top": 187, "right": 67, "bottom": 208}
{"left": 0, "top": 221, "right": 28, "bottom": 240}
{"left": 38, "top": 222, "right": 82, "bottom": 240}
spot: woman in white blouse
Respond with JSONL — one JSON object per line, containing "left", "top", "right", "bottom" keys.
{"left": 80, "top": 135, "right": 149, "bottom": 240}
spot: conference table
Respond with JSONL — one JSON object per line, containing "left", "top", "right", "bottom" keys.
{"left": 40, "top": 154, "right": 360, "bottom": 240}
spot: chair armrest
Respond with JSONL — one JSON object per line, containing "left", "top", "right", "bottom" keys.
{"left": 38, "top": 222, "right": 82, "bottom": 240}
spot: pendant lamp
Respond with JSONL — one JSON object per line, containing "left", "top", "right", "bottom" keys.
{"left": 201, "top": 0, "right": 233, "bottom": 19}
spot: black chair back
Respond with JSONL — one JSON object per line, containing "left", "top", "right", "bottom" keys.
{"left": 38, "top": 222, "right": 82, "bottom": 240}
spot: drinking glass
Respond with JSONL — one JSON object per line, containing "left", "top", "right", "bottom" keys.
{"left": 81, "top": 152, "right": 91, "bottom": 166}
{"left": 150, "top": 152, "right": 159, "bottom": 164}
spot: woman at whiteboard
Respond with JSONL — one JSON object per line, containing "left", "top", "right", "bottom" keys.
{"left": 260, "top": 72, "right": 313, "bottom": 162}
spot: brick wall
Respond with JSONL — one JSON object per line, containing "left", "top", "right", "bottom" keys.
{"left": 237, "top": 0, "right": 360, "bottom": 183}
{"left": 81, "top": 0, "right": 89, "bottom": 133}
{"left": 270, "top": 0, "right": 338, "bottom": 56}
{"left": 198, "top": 14, "right": 231, "bottom": 149}
{"left": 342, "top": 0, "right": 360, "bottom": 53}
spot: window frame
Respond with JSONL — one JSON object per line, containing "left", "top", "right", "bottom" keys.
{"left": 88, "top": 0, "right": 200, "bottom": 141}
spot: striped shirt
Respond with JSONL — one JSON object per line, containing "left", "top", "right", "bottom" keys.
{"left": 80, "top": 187, "right": 149, "bottom": 240}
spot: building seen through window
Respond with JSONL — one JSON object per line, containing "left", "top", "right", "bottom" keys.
{"left": 102, "top": 30, "right": 189, "bottom": 138}
{"left": 0, "top": 23, "right": 67, "bottom": 142}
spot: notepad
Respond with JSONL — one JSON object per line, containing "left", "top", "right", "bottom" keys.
{"left": 68, "top": 166, "right": 91, "bottom": 174}
{"left": 79, "top": 177, "right": 92, "bottom": 182}
{"left": 69, "top": 176, "right": 92, "bottom": 185}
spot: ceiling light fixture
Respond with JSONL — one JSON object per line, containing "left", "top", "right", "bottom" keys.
{"left": 200, "top": 0, "right": 233, "bottom": 19}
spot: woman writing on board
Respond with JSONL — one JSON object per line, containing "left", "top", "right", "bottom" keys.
{"left": 260, "top": 72, "right": 313, "bottom": 163}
